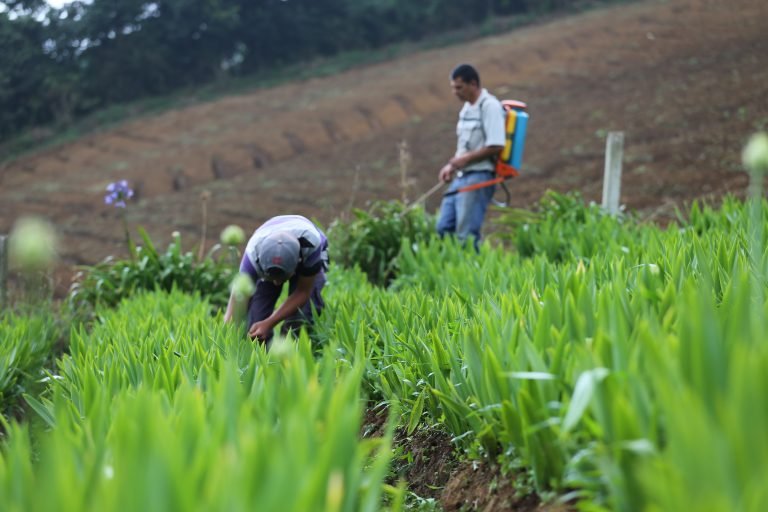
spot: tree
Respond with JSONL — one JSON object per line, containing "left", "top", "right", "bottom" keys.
{"left": 0, "top": 0, "right": 584, "bottom": 143}
{"left": 0, "top": 12, "right": 56, "bottom": 141}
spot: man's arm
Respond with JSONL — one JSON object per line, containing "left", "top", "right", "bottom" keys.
{"left": 449, "top": 145, "right": 503, "bottom": 170}
{"left": 249, "top": 274, "right": 316, "bottom": 340}
{"left": 225, "top": 251, "right": 256, "bottom": 323}
{"left": 223, "top": 282, "right": 257, "bottom": 323}
{"left": 440, "top": 145, "right": 504, "bottom": 182}
{"left": 223, "top": 290, "right": 237, "bottom": 322}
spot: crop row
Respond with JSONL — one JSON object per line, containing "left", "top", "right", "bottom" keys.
{"left": 1, "top": 292, "right": 399, "bottom": 511}
{"left": 317, "top": 196, "right": 768, "bottom": 510}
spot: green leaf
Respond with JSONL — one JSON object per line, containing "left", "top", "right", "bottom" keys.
{"left": 562, "top": 368, "right": 609, "bottom": 433}
{"left": 406, "top": 392, "right": 425, "bottom": 435}
{"left": 23, "top": 393, "right": 56, "bottom": 428}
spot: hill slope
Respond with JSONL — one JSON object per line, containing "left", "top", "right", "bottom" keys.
{"left": 1, "top": 0, "right": 766, "bottom": 293}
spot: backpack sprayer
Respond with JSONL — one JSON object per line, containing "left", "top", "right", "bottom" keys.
{"left": 407, "top": 100, "right": 529, "bottom": 211}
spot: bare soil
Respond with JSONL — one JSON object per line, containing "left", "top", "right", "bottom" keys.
{"left": 1, "top": 0, "right": 766, "bottom": 296}
{"left": 363, "top": 407, "right": 574, "bottom": 511}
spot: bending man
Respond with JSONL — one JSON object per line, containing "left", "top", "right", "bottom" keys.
{"left": 224, "top": 215, "right": 328, "bottom": 343}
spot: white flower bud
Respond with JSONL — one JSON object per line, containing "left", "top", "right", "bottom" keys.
{"left": 220, "top": 225, "right": 246, "bottom": 246}
{"left": 230, "top": 272, "right": 255, "bottom": 301}
{"left": 269, "top": 336, "right": 295, "bottom": 362}
{"left": 8, "top": 216, "right": 58, "bottom": 271}
{"left": 743, "top": 132, "right": 768, "bottom": 174}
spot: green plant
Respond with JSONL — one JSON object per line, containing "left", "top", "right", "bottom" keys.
{"left": 326, "top": 200, "right": 434, "bottom": 286}
{"left": 317, "top": 195, "right": 768, "bottom": 508}
{"left": 67, "top": 228, "right": 237, "bottom": 320}
{"left": 490, "top": 190, "right": 638, "bottom": 262}
{"left": 0, "top": 311, "right": 64, "bottom": 422}
{"left": 1, "top": 291, "right": 401, "bottom": 511}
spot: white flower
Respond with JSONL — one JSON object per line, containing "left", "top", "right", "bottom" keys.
{"left": 8, "top": 216, "right": 58, "bottom": 271}
{"left": 220, "top": 225, "right": 245, "bottom": 246}
{"left": 743, "top": 132, "right": 768, "bottom": 173}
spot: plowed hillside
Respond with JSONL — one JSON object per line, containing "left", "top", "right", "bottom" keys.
{"left": 1, "top": 0, "right": 766, "bottom": 295}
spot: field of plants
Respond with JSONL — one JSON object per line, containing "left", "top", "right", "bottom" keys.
{"left": 3, "top": 186, "right": 768, "bottom": 510}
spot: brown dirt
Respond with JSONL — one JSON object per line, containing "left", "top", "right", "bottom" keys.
{"left": 362, "top": 407, "right": 574, "bottom": 511}
{"left": 440, "top": 463, "right": 572, "bottom": 512}
{"left": 1, "top": 0, "right": 767, "bottom": 298}
{"left": 393, "top": 428, "right": 461, "bottom": 501}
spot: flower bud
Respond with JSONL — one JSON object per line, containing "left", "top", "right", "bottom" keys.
{"left": 230, "top": 272, "right": 255, "bottom": 301}
{"left": 220, "top": 225, "right": 246, "bottom": 246}
{"left": 743, "top": 132, "right": 768, "bottom": 174}
{"left": 268, "top": 336, "right": 295, "bottom": 362}
{"left": 8, "top": 216, "right": 58, "bottom": 271}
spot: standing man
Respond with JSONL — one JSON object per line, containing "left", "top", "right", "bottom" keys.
{"left": 223, "top": 214, "right": 328, "bottom": 343}
{"left": 436, "top": 63, "right": 506, "bottom": 249}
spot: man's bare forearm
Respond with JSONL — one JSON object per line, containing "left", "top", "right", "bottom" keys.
{"left": 261, "top": 289, "right": 310, "bottom": 330}
{"left": 449, "top": 145, "right": 503, "bottom": 169}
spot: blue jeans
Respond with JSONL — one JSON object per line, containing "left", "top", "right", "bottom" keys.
{"left": 436, "top": 171, "right": 496, "bottom": 249}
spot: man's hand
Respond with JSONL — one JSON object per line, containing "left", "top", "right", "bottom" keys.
{"left": 442, "top": 149, "right": 501, "bottom": 182}
{"left": 440, "top": 154, "right": 474, "bottom": 182}
{"left": 249, "top": 320, "right": 273, "bottom": 342}
{"left": 439, "top": 163, "right": 455, "bottom": 182}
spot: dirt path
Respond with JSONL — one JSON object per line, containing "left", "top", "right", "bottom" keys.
{"left": 1, "top": 0, "right": 766, "bottom": 294}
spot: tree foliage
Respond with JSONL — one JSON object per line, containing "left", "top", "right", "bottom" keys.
{"left": 0, "top": 0, "right": 608, "bottom": 146}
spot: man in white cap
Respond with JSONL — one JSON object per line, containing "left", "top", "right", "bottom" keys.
{"left": 223, "top": 214, "right": 328, "bottom": 343}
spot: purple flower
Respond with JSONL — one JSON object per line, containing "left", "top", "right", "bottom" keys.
{"left": 104, "top": 180, "right": 134, "bottom": 208}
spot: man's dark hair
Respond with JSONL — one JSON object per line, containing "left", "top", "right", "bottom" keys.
{"left": 451, "top": 64, "right": 480, "bottom": 86}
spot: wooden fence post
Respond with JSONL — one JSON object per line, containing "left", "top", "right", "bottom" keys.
{"left": 0, "top": 234, "right": 7, "bottom": 308}
{"left": 602, "top": 131, "right": 624, "bottom": 215}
